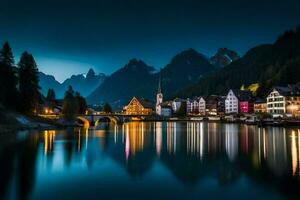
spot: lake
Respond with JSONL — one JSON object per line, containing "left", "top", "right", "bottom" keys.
{"left": 0, "top": 122, "right": 300, "bottom": 200}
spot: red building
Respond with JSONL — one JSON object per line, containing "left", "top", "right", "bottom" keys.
{"left": 239, "top": 101, "right": 254, "bottom": 113}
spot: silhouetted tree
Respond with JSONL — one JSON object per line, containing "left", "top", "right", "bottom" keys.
{"left": 62, "top": 86, "right": 79, "bottom": 120}
{"left": 103, "top": 103, "right": 112, "bottom": 113}
{"left": 46, "top": 88, "right": 56, "bottom": 102}
{"left": 174, "top": 102, "right": 186, "bottom": 117}
{"left": 75, "top": 92, "right": 87, "bottom": 114}
{"left": 0, "top": 42, "right": 18, "bottom": 108}
{"left": 18, "top": 51, "right": 40, "bottom": 115}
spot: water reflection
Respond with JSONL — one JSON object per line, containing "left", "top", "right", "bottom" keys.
{"left": 1, "top": 122, "right": 300, "bottom": 199}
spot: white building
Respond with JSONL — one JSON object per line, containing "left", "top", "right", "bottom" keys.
{"left": 199, "top": 97, "right": 206, "bottom": 115}
{"left": 267, "top": 86, "right": 300, "bottom": 117}
{"left": 186, "top": 97, "right": 206, "bottom": 115}
{"left": 225, "top": 89, "right": 239, "bottom": 114}
{"left": 172, "top": 98, "right": 183, "bottom": 113}
{"left": 266, "top": 87, "right": 286, "bottom": 116}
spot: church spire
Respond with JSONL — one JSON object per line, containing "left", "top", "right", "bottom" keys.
{"left": 157, "top": 70, "right": 162, "bottom": 94}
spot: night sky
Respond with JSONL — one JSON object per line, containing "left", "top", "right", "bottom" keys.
{"left": 1, "top": 0, "right": 300, "bottom": 82}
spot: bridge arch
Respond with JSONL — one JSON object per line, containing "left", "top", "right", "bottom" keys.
{"left": 77, "top": 116, "right": 90, "bottom": 128}
{"left": 94, "top": 116, "right": 119, "bottom": 127}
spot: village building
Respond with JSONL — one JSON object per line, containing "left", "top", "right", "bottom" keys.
{"left": 266, "top": 85, "right": 300, "bottom": 117}
{"left": 123, "top": 97, "right": 154, "bottom": 115}
{"left": 187, "top": 97, "right": 199, "bottom": 114}
{"left": 199, "top": 97, "right": 206, "bottom": 115}
{"left": 172, "top": 98, "right": 183, "bottom": 113}
{"left": 225, "top": 90, "right": 239, "bottom": 114}
{"left": 225, "top": 89, "right": 254, "bottom": 114}
{"left": 205, "top": 95, "right": 225, "bottom": 116}
{"left": 254, "top": 99, "right": 267, "bottom": 113}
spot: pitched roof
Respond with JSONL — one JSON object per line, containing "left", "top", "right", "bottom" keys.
{"left": 254, "top": 98, "right": 266, "bottom": 104}
{"left": 232, "top": 89, "right": 254, "bottom": 101}
{"left": 273, "top": 84, "right": 300, "bottom": 96}
{"left": 137, "top": 98, "right": 155, "bottom": 109}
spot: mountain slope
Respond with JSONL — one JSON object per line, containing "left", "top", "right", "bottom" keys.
{"left": 87, "top": 49, "right": 217, "bottom": 107}
{"left": 87, "top": 59, "right": 157, "bottom": 106}
{"left": 210, "top": 48, "right": 240, "bottom": 68}
{"left": 177, "top": 26, "right": 300, "bottom": 98}
{"left": 161, "top": 48, "right": 216, "bottom": 98}
{"left": 39, "top": 68, "right": 106, "bottom": 98}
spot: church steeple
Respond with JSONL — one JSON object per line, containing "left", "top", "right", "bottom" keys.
{"left": 157, "top": 72, "right": 162, "bottom": 94}
{"left": 156, "top": 71, "right": 163, "bottom": 115}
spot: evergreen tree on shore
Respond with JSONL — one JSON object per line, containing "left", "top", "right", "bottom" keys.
{"left": 75, "top": 92, "right": 87, "bottom": 114}
{"left": 18, "top": 52, "right": 40, "bottom": 115}
{"left": 0, "top": 42, "right": 18, "bottom": 108}
{"left": 62, "top": 86, "right": 79, "bottom": 120}
{"left": 46, "top": 88, "right": 56, "bottom": 102}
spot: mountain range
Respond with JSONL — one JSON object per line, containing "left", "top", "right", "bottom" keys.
{"left": 39, "top": 68, "right": 106, "bottom": 98}
{"left": 177, "top": 26, "right": 300, "bottom": 98}
{"left": 40, "top": 26, "right": 300, "bottom": 108}
{"left": 87, "top": 48, "right": 226, "bottom": 108}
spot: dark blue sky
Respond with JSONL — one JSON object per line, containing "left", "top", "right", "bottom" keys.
{"left": 1, "top": 0, "right": 300, "bottom": 82}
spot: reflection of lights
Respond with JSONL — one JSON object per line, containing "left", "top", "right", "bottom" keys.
{"left": 85, "top": 128, "right": 88, "bottom": 150}
{"left": 186, "top": 122, "right": 205, "bottom": 158}
{"left": 114, "top": 124, "right": 118, "bottom": 144}
{"left": 200, "top": 123, "right": 204, "bottom": 159}
{"left": 155, "top": 122, "right": 162, "bottom": 156}
{"left": 78, "top": 129, "right": 81, "bottom": 151}
{"left": 44, "top": 130, "right": 55, "bottom": 155}
{"left": 225, "top": 124, "right": 238, "bottom": 162}
{"left": 291, "top": 130, "right": 298, "bottom": 176}
{"left": 123, "top": 122, "right": 146, "bottom": 159}
{"left": 125, "top": 129, "right": 129, "bottom": 161}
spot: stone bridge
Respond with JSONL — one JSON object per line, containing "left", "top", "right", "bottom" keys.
{"left": 76, "top": 114, "right": 148, "bottom": 127}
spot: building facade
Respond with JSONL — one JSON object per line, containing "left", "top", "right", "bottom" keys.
{"left": 254, "top": 99, "right": 267, "bottom": 113}
{"left": 172, "top": 98, "right": 183, "bottom": 113}
{"left": 225, "top": 90, "right": 239, "bottom": 114}
{"left": 267, "top": 86, "right": 300, "bottom": 117}
{"left": 199, "top": 97, "right": 206, "bottom": 115}
{"left": 205, "top": 95, "right": 225, "bottom": 116}
{"left": 123, "top": 97, "right": 153, "bottom": 115}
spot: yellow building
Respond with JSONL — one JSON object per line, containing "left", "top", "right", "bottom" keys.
{"left": 123, "top": 97, "right": 154, "bottom": 115}
{"left": 254, "top": 99, "right": 267, "bottom": 113}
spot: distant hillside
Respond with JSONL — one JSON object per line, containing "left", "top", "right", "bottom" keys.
{"left": 177, "top": 26, "right": 300, "bottom": 98}
{"left": 87, "top": 59, "right": 157, "bottom": 107}
{"left": 161, "top": 49, "right": 216, "bottom": 98}
{"left": 39, "top": 68, "right": 106, "bottom": 98}
{"left": 210, "top": 48, "right": 240, "bottom": 68}
{"left": 87, "top": 49, "right": 217, "bottom": 107}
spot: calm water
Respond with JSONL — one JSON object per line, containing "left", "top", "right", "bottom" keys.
{"left": 1, "top": 122, "right": 300, "bottom": 200}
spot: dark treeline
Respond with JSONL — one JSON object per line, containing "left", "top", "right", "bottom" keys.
{"left": 62, "top": 86, "right": 87, "bottom": 120}
{"left": 0, "top": 42, "right": 39, "bottom": 114}
{"left": 0, "top": 41, "right": 87, "bottom": 119}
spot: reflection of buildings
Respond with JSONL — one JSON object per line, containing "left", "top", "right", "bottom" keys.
{"left": 290, "top": 130, "right": 300, "bottom": 177}
{"left": 225, "top": 124, "right": 239, "bottom": 161}
{"left": 44, "top": 130, "right": 55, "bottom": 155}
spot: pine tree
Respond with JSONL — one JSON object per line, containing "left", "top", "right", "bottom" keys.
{"left": 62, "top": 86, "right": 79, "bottom": 120}
{"left": 46, "top": 88, "right": 56, "bottom": 102}
{"left": 0, "top": 42, "right": 18, "bottom": 108}
{"left": 18, "top": 52, "right": 41, "bottom": 115}
{"left": 103, "top": 103, "right": 112, "bottom": 113}
{"left": 75, "top": 92, "right": 87, "bottom": 114}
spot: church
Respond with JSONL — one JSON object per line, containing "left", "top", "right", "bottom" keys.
{"left": 155, "top": 74, "right": 172, "bottom": 117}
